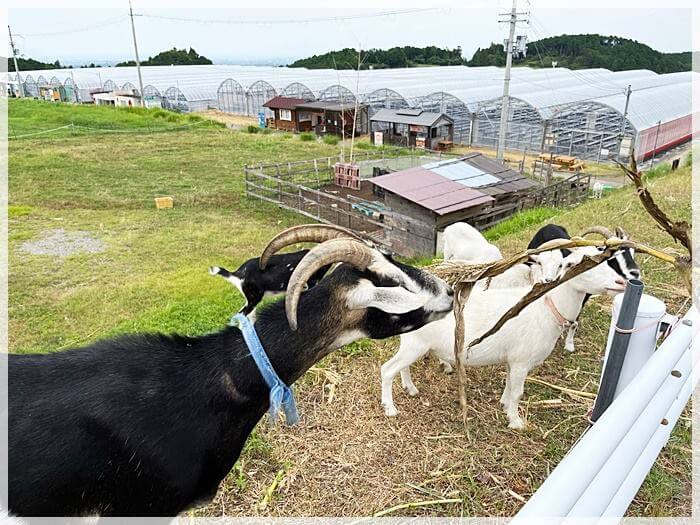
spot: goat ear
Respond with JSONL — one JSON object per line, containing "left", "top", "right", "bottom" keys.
{"left": 347, "top": 283, "right": 428, "bottom": 314}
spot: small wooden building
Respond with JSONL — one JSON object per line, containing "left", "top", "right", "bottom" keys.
{"left": 370, "top": 108, "right": 454, "bottom": 150}
{"left": 369, "top": 153, "right": 539, "bottom": 255}
{"left": 293, "top": 101, "right": 369, "bottom": 137}
{"left": 262, "top": 96, "right": 312, "bottom": 132}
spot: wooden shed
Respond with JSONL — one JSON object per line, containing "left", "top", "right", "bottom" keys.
{"left": 370, "top": 108, "right": 454, "bottom": 150}
{"left": 369, "top": 153, "right": 539, "bottom": 255}
{"left": 262, "top": 96, "right": 313, "bottom": 133}
{"left": 293, "top": 101, "right": 369, "bottom": 138}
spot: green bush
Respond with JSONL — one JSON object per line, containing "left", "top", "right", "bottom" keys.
{"left": 354, "top": 141, "right": 374, "bottom": 150}
{"left": 245, "top": 125, "right": 260, "bottom": 134}
{"left": 299, "top": 132, "right": 316, "bottom": 142}
{"left": 322, "top": 135, "right": 340, "bottom": 145}
{"left": 261, "top": 127, "right": 273, "bottom": 135}
{"left": 644, "top": 162, "right": 671, "bottom": 180}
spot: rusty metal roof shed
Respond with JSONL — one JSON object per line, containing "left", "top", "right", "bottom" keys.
{"left": 369, "top": 153, "right": 537, "bottom": 216}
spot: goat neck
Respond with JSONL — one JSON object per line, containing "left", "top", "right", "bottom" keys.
{"left": 251, "top": 277, "right": 349, "bottom": 386}
{"left": 546, "top": 281, "right": 587, "bottom": 325}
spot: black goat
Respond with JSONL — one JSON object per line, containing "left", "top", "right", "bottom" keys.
{"left": 527, "top": 223, "right": 573, "bottom": 257}
{"left": 8, "top": 225, "right": 453, "bottom": 517}
{"left": 209, "top": 250, "right": 331, "bottom": 316}
{"left": 527, "top": 223, "right": 640, "bottom": 352}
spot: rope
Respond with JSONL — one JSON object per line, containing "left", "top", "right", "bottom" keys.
{"left": 9, "top": 119, "right": 214, "bottom": 140}
{"left": 613, "top": 313, "right": 666, "bottom": 334}
{"left": 10, "top": 124, "right": 73, "bottom": 138}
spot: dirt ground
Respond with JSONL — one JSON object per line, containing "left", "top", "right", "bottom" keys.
{"left": 193, "top": 295, "right": 685, "bottom": 518}
{"left": 196, "top": 109, "right": 258, "bottom": 129}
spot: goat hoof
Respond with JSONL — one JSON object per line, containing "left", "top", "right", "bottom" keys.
{"left": 383, "top": 404, "right": 399, "bottom": 417}
{"left": 508, "top": 419, "right": 526, "bottom": 430}
{"left": 565, "top": 345, "right": 575, "bottom": 353}
{"left": 440, "top": 363, "right": 454, "bottom": 374}
{"left": 404, "top": 385, "right": 419, "bottom": 396}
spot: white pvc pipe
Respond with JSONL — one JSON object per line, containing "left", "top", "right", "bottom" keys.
{"left": 513, "top": 306, "right": 698, "bottom": 520}
{"left": 566, "top": 339, "right": 692, "bottom": 516}
{"left": 601, "top": 293, "right": 666, "bottom": 398}
{"left": 602, "top": 352, "right": 698, "bottom": 517}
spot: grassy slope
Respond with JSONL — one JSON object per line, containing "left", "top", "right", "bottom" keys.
{"left": 9, "top": 98, "right": 223, "bottom": 138}
{"left": 8, "top": 99, "right": 691, "bottom": 517}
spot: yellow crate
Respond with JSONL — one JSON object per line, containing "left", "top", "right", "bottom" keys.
{"left": 154, "top": 196, "right": 174, "bottom": 209}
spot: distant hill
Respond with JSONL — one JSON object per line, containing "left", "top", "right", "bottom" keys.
{"left": 468, "top": 34, "right": 691, "bottom": 74}
{"left": 289, "top": 46, "right": 466, "bottom": 69}
{"left": 10, "top": 57, "right": 64, "bottom": 72}
{"left": 116, "top": 47, "right": 212, "bottom": 67}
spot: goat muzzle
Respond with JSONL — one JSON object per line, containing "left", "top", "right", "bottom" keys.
{"left": 259, "top": 224, "right": 364, "bottom": 269}
{"left": 285, "top": 238, "right": 376, "bottom": 331}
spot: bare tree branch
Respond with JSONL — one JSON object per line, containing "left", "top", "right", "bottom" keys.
{"left": 614, "top": 157, "right": 692, "bottom": 257}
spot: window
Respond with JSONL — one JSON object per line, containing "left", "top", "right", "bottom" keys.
{"left": 279, "top": 109, "right": 292, "bottom": 121}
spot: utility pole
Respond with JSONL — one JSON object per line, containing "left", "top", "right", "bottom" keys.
{"left": 8, "top": 25, "right": 24, "bottom": 97}
{"left": 128, "top": 0, "right": 145, "bottom": 107}
{"left": 618, "top": 84, "right": 632, "bottom": 158}
{"left": 496, "top": 0, "right": 528, "bottom": 161}
{"left": 620, "top": 84, "right": 632, "bottom": 136}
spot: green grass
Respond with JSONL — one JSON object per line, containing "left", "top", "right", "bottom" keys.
{"left": 299, "top": 131, "right": 315, "bottom": 142}
{"left": 8, "top": 98, "right": 223, "bottom": 138}
{"left": 7, "top": 99, "right": 692, "bottom": 517}
{"left": 483, "top": 207, "right": 560, "bottom": 242}
{"left": 322, "top": 135, "right": 340, "bottom": 145}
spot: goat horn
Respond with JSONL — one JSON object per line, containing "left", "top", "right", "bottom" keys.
{"left": 580, "top": 226, "right": 614, "bottom": 239}
{"left": 259, "top": 224, "right": 364, "bottom": 269}
{"left": 614, "top": 226, "right": 629, "bottom": 239}
{"left": 534, "top": 238, "right": 573, "bottom": 251}
{"left": 285, "top": 238, "right": 376, "bottom": 331}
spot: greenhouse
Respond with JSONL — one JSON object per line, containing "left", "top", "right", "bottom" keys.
{"left": 12, "top": 64, "right": 697, "bottom": 161}
{"left": 163, "top": 85, "right": 217, "bottom": 113}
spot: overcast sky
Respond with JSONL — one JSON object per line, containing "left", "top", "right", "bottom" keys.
{"left": 8, "top": 4, "right": 694, "bottom": 66}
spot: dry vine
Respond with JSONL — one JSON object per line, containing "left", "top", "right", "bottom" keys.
{"left": 425, "top": 152, "right": 693, "bottom": 424}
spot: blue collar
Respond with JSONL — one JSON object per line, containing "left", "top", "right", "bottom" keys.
{"left": 230, "top": 313, "right": 299, "bottom": 426}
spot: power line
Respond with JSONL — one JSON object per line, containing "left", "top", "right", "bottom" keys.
{"left": 15, "top": 15, "right": 127, "bottom": 38}
{"left": 134, "top": 8, "right": 438, "bottom": 25}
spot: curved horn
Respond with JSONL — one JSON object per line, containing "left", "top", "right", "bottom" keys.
{"left": 259, "top": 224, "right": 364, "bottom": 269}
{"left": 580, "top": 226, "right": 614, "bottom": 239}
{"left": 285, "top": 238, "right": 376, "bottom": 331}
{"left": 614, "top": 226, "right": 629, "bottom": 240}
{"left": 535, "top": 238, "right": 573, "bottom": 251}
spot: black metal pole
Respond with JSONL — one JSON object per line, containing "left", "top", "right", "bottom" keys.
{"left": 590, "top": 279, "right": 644, "bottom": 423}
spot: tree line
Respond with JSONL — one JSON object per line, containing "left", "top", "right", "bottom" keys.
{"left": 289, "top": 46, "right": 466, "bottom": 69}
{"left": 468, "top": 34, "right": 691, "bottom": 74}
{"left": 116, "top": 48, "right": 212, "bottom": 67}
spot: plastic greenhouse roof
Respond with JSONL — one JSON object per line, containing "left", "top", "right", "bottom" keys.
{"left": 11, "top": 64, "right": 695, "bottom": 131}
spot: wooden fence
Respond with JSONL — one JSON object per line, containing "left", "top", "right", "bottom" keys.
{"left": 244, "top": 153, "right": 591, "bottom": 257}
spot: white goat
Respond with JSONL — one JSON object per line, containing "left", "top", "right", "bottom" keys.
{"left": 443, "top": 222, "right": 502, "bottom": 263}
{"left": 380, "top": 247, "right": 627, "bottom": 429}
